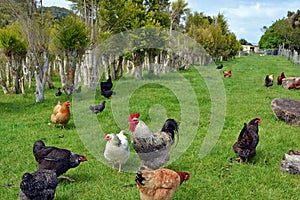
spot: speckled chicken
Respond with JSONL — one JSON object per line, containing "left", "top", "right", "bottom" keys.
{"left": 233, "top": 117, "right": 262, "bottom": 163}
{"left": 128, "top": 113, "right": 179, "bottom": 170}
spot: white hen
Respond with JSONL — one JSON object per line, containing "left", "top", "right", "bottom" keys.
{"left": 104, "top": 130, "right": 130, "bottom": 172}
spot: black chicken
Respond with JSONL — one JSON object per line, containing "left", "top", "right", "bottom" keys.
{"left": 100, "top": 75, "right": 113, "bottom": 92}
{"left": 216, "top": 64, "right": 223, "bottom": 69}
{"left": 33, "top": 140, "right": 87, "bottom": 181}
{"left": 20, "top": 169, "right": 58, "bottom": 200}
{"left": 233, "top": 117, "right": 262, "bottom": 163}
{"left": 89, "top": 101, "right": 106, "bottom": 114}
{"left": 101, "top": 90, "right": 116, "bottom": 99}
{"left": 55, "top": 88, "right": 62, "bottom": 96}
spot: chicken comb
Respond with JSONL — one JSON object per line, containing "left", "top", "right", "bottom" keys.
{"left": 256, "top": 116, "right": 262, "bottom": 123}
{"left": 128, "top": 112, "right": 140, "bottom": 121}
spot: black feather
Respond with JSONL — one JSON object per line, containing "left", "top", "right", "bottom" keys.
{"left": 135, "top": 171, "right": 145, "bottom": 185}
{"left": 161, "top": 119, "right": 178, "bottom": 140}
{"left": 55, "top": 88, "right": 62, "bottom": 96}
{"left": 100, "top": 75, "right": 113, "bottom": 92}
{"left": 20, "top": 170, "right": 58, "bottom": 200}
{"left": 33, "top": 140, "right": 86, "bottom": 177}
{"left": 89, "top": 101, "right": 106, "bottom": 114}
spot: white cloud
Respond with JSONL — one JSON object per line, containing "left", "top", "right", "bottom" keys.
{"left": 186, "top": 0, "right": 300, "bottom": 44}
{"left": 42, "top": 0, "right": 300, "bottom": 44}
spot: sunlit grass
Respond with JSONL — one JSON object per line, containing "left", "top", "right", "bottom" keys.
{"left": 1, "top": 55, "right": 300, "bottom": 199}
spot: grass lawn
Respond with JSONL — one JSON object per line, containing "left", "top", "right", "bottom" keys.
{"left": 1, "top": 55, "right": 300, "bottom": 199}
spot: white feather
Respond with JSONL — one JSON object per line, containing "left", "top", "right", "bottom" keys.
{"left": 104, "top": 130, "right": 130, "bottom": 172}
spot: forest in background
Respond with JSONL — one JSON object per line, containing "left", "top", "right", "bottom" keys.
{"left": 0, "top": 1, "right": 299, "bottom": 103}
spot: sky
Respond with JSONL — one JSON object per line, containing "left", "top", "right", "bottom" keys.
{"left": 42, "top": 0, "right": 300, "bottom": 45}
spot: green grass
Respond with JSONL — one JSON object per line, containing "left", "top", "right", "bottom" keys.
{"left": 1, "top": 55, "right": 300, "bottom": 199}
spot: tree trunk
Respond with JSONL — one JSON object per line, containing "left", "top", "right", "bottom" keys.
{"left": 132, "top": 52, "right": 143, "bottom": 80}
{"left": 271, "top": 98, "right": 300, "bottom": 127}
{"left": 59, "top": 57, "right": 67, "bottom": 88}
{"left": 35, "top": 65, "right": 44, "bottom": 102}
{"left": 35, "top": 50, "right": 49, "bottom": 103}
{"left": 63, "top": 50, "right": 77, "bottom": 95}
{"left": 0, "top": 70, "right": 8, "bottom": 94}
{"left": 148, "top": 51, "right": 155, "bottom": 75}
{"left": 11, "top": 56, "right": 19, "bottom": 94}
{"left": 115, "top": 56, "right": 123, "bottom": 78}
{"left": 110, "top": 55, "right": 116, "bottom": 80}
{"left": 20, "top": 77, "right": 25, "bottom": 96}
{"left": 86, "top": 48, "right": 98, "bottom": 90}
{"left": 281, "top": 153, "right": 300, "bottom": 174}
{"left": 83, "top": 50, "right": 90, "bottom": 87}
{"left": 74, "top": 60, "right": 81, "bottom": 90}
{"left": 102, "top": 55, "right": 109, "bottom": 79}
{"left": 5, "top": 62, "right": 10, "bottom": 88}
{"left": 46, "top": 63, "right": 55, "bottom": 89}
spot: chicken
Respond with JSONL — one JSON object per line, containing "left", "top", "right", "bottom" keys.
{"left": 128, "top": 112, "right": 179, "bottom": 170}
{"left": 20, "top": 169, "right": 58, "bottom": 200}
{"left": 277, "top": 72, "right": 285, "bottom": 85}
{"left": 216, "top": 64, "right": 223, "bottom": 69}
{"left": 104, "top": 130, "right": 130, "bottom": 172}
{"left": 135, "top": 168, "right": 190, "bottom": 200}
{"left": 233, "top": 117, "right": 262, "bottom": 163}
{"left": 89, "top": 101, "right": 106, "bottom": 114}
{"left": 223, "top": 70, "right": 232, "bottom": 77}
{"left": 264, "top": 74, "right": 274, "bottom": 87}
{"left": 288, "top": 79, "right": 300, "bottom": 90}
{"left": 289, "top": 149, "right": 300, "bottom": 155}
{"left": 50, "top": 100, "right": 71, "bottom": 128}
{"left": 101, "top": 75, "right": 113, "bottom": 92}
{"left": 33, "top": 140, "right": 87, "bottom": 182}
{"left": 55, "top": 88, "right": 62, "bottom": 96}
{"left": 101, "top": 90, "right": 116, "bottom": 98}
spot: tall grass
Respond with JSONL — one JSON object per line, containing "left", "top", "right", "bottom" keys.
{"left": 1, "top": 55, "right": 300, "bottom": 199}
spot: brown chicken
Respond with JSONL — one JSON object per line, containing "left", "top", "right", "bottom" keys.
{"left": 277, "top": 72, "right": 285, "bottom": 85}
{"left": 223, "top": 70, "right": 232, "bottom": 77}
{"left": 33, "top": 140, "right": 87, "bottom": 182}
{"left": 233, "top": 117, "right": 262, "bottom": 163}
{"left": 135, "top": 168, "right": 190, "bottom": 200}
{"left": 288, "top": 79, "right": 300, "bottom": 90}
{"left": 51, "top": 100, "right": 71, "bottom": 128}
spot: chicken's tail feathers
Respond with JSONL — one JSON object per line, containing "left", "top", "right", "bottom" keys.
{"left": 161, "top": 119, "right": 179, "bottom": 146}
{"left": 135, "top": 171, "right": 145, "bottom": 185}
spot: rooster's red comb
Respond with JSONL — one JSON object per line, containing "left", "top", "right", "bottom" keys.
{"left": 128, "top": 112, "right": 140, "bottom": 121}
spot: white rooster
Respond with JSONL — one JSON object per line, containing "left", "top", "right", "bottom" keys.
{"left": 104, "top": 130, "right": 130, "bottom": 172}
